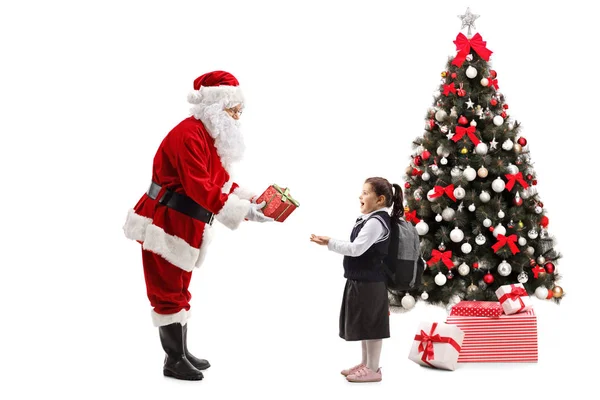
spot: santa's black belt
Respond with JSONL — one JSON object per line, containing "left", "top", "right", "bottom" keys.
{"left": 147, "top": 182, "right": 215, "bottom": 225}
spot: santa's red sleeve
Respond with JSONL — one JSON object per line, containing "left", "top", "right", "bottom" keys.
{"left": 178, "top": 135, "right": 250, "bottom": 230}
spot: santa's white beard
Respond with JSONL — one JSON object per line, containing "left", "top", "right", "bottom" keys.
{"left": 190, "top": 102, "right": 245, "bottom": 171}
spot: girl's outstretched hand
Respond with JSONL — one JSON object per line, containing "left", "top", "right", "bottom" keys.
{"left": 310, "top": 234, "right": 330, "bottom": 246}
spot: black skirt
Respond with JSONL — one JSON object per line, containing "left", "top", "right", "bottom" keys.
{"left": 339, "top": 279, "right": 390, "bottom": 341}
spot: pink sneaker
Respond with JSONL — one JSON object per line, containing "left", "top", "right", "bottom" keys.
{"left": 346, "top": 366, "right": 382, "bottom": 383}
{"left": 340, "top": 363, "right": 365, "bottom": 377}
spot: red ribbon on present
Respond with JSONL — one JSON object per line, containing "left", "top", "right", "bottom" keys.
{"left": 414, "top": 322, "right": 462, "bottom": 367}
{"left": 452, "top": 33, "right": 493, "bottom": 67}
{"left": 427, "top": 249, "right": 454, "bottom": 268}
{"left": 505, "top": 172, "right": 529, "bottom": 191}
{"left": 429, "top": 184, "right": 457, "bottom": 202}
{"left": 443, "top": 83, "right": 457, "bottom": 96}
{"left": 498, "top": 284, "right": 527, "bottom": 312}
{"left": 491, "top": 234, "right": 520, "bottom": 255}
{"left": 405, "top": 210, "right": 421, "bottom": 224}
{"left": 452, "top": 125, "right": 481, "bottom": 145}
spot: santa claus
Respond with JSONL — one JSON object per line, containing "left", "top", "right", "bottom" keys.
{"left": 123, "top": 71, "right": 272, "bottom": 381}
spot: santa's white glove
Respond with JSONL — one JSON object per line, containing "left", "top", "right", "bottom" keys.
{"left": 245, "top": 201, "right": 274, "bottom": 222}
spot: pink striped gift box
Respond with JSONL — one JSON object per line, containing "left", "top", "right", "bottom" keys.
{"left": 445, "top": 309, "right": 538, "bottom": 363}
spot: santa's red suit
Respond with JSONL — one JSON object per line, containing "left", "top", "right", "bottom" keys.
{"left": 123, "top": 71, "right": 257, "bottom": 326}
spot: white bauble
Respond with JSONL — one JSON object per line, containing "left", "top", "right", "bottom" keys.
{"left": 475, "top": 142, "right": 488, "bottom": 155}
{"left": 493, "top": 115, "right": 504, "bottom": 126}
{"left": 466, "top": 54, "right": 473, "bottom": 61}
{"left": 451, "top": 167, "right": 462, "bottom": 177}
{"left": 434, "top": 272, "right": 447, "bottom": 286}
{"left": 492, "top": 177, "right": 506, "bottom": 193}
{"left": 518, "top": 237, "right": 527, "bottom": 246}
{"left": 502, "top": 139, "right": 514, "bottom": 151}
{"left": 450, "top": 227, "right": 465, "bottom": 243}
{"left": 437, "top": 146, "right": 450, "bottom": 157}
{"left": 427, "top": 188, "right": 438, "bottom": 201}
{"left": 421, "top": 291, "right": 429, "bottom": 300}
{"left": 498, "top": 210, "right": 505, "bottom": 218}
{"left": 435, "top": 109, "right": 447, "bottom": 122}
{"left": 401, "top": 293, "right": 416, "bottom": 310}
{"left": 421, "top": 172, "right": 430, "bottom": 181}
{"left": 470, "top": 120, "right": 477, "bottom": 127}
{"left": 497, "top": 260, "right": 512, "bottom": 276}
{"left": 442, "top": 207, "right": 455, "bottom": 221}
{"left": 440, "top": 157, "right": 448, "bottom": 165}
{"left": 480, "top": 77, "right": 489, "bottom": 86}
{"left": 526, "top": 246, "right": 535, "bottom": 256}
{"left": 461, "top": 242, "right": 472, "bottom": 254}
{"left": 475, "top": 234, "right": 486, "bottom": 245}
{"left": 458, "top": 262, "right": 470, "bottom": 276}
{"left": 506, "top": 164, "right": 519, "bottom": 174}
{"left": 453, "top": 186, "right": 466, "bottom": 200}
{"left": 518, "top": 271, "right": 529, "bottom": 283}
{"left": 483, "top": 218, "right": 492, "bottom": 228}
{"left": 528, "top": 229, "right": 538, "bottom": 239}
{"left": 508, "top": 122, "right": 514, "bottom": 131}
{"left": 535, "top": 286, "right": 549, "bottom": 300}
{"left": 479, "top": 191, "right": 491, "bottom": 203}
{"left": 463, "top": 166, "right": 477, "bottom": 181}
{"left": 416, "top": 145, "right": 425, "bottom": 154}
{"left": 493, "top": 224, "right": 506, "bottom": 238}
{"left": 537, "top": 256, "right": 546, "bottom": 265}
{"left": 535, "top": 206, "right": 543, "bottom": 214}
{"left": 416, "top": 220, "right": 429, "bottom": 235}
{"left": 433, "top": 90, "right": 441, "bottom": 98}
{"left": 435, "top": 213, "right": 442, "bottom": 222}
{"left": 468, "top": 204, "right": 476, "bottom": 212}
{"left": 466, "top": 65, "right": 478, "bottom": 78}
{"left": 477, "top": 167, "right": 488, "bottom": 178}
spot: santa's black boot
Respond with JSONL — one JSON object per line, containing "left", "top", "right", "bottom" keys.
{"left": 182, "top": 323, "right": 211, "bottom": 370}
{"left": 159, "top": 323, "right": 203, "bottom": 381}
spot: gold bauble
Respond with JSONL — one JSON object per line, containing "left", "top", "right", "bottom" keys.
{"left": 460, "top": 147, "right": 468, "bottom": 154}
{"left": 552, "top": 286, "right": 564, "bottom": 298}
{"left": 518, "top": 220, "right": 524, "bottom": 229}
{"left": 514, "top": 143, "right": 522, "bottom": 153}
{"left": 404, "top": 205, "right": 410, "bottom": 213}
{"left": 441, "top": 71, "right": 448, "bottom": 77}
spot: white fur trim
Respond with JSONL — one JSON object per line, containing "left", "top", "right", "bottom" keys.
{"left": 195, "top": 225, "right": 213, "bottom": 268}
{"left": 215, "top": 194, "right": 250, "bottom": 230}
{"left": 143, "top": 224, "right": 199, "bottom": 272}
{"left": 221, "top": 180, "right": 234, "bottom": 194}
{"left": 187, "top": 85, "right": 244, "bottom": 107}
{"left": 123, "top": 209, "right": 152, "bottom": 241}
{"left": 233, "top": 186, "right": 257, "bottom": 201}
{"left": 152, "top": 308, "right": 190, "bottom": 327}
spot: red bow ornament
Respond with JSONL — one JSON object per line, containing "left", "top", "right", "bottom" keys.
{"left": 492, "top": 234, "right": 520, "bottom": 255}
{"left": 405, "top": 210, "right": 421, "bottom": 224}
{"left": 505, "top": 172, "right": 529, "bottom": 191}
{"left": 451, "top": 125, "right": 481, "bottom": 145}
{"left": 443, "top": 83, "right": 457, "bottom": 96}
{"left": 452, "top": 33, "right": 493, "bottom": 67}
{"left": 429, "top": 184, "right": 457, "bottom": 202}
{"left": 427, "top": 249, "right": 454, "bottom": 268}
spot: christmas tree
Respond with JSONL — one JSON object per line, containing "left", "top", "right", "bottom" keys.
{"left": 389, "top": 9, "right": 564, "bottom": 311}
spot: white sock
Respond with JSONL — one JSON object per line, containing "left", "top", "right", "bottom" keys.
{"left": 366, "top": 339, "right": 382, "bottom": 371}
{"left": 361, "top": 340, "right": 367, "bottom": 365}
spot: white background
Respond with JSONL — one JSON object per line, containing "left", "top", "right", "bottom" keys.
{"left": 1, "top": 0, "right": 595, "bottom": 398}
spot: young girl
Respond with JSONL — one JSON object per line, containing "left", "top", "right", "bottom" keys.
{"left": 310, "top": 177, "right": 403, "bottom": 383}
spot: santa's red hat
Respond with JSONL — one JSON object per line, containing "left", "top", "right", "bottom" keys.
{"left": 187, "top": 70, "right": 244, "bottom": 107}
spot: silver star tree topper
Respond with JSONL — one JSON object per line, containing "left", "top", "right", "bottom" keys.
{"left": 458, "top": 7, "right": 480, "bottom": 37}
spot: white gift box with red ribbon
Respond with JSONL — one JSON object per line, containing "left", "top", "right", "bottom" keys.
{"left": 408, "top": 321, "right": 464, "bottom": 371}
{"left": 495, "top": 283, "right": 534, "bottom": 315}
